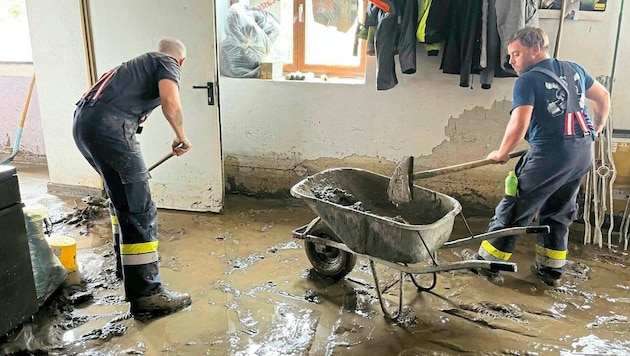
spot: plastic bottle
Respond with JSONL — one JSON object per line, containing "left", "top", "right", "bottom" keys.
{"left": 505, "top": 171, "right": 518, "bottom": 197}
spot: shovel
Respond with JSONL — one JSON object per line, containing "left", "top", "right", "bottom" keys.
{"left": 147, "top": 142, "right": 185, "bottom": 171}
{"left": 387, "top": 150, "right": 527, "bottom": 205}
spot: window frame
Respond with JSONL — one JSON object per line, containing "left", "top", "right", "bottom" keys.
{"left": 283, "top": 0, "right": 367, "bottom": 78}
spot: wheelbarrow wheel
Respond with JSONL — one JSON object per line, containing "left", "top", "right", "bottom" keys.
{"left": 305, "top": 231, "right": 356, "bottom": 281}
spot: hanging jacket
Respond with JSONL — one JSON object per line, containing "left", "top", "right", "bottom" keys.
{"left": 422, "top": 0, "right": 454, "bottom": 44}
{"left": 479, "top": 0, "right": 501, "bottom": 88}
{"left": 416, "top": 0, "right": 442, "bottom": 56}
{"left": 495, "top": 0, "right": 539, "bottom": 75}
{"left": 440, "top": 0, "right": 483, "bottom": 88}
{"left": 366, "top": 0, "right": 418, "bottom": 90}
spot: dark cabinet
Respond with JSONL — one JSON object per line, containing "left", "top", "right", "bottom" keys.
{"left": 0, "top": 165, "right": 38, "bottom": 336}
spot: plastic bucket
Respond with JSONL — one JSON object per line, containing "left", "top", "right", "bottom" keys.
{"left": 46, "top": 235, "right": 77, "bottom": 272}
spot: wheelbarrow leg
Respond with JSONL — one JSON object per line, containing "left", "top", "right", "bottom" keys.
{"left": 409, "top": 271, "right": 437, "bottom": 292}
{"left": 409, "top": 234, "right": 438, "bottom": 292}
{"left": 370, "top": 260, "right": 403, "bottom": 320}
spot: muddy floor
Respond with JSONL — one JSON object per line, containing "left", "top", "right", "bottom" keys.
{"left": 2, "top": 163, "right": 630, "bottom": 355}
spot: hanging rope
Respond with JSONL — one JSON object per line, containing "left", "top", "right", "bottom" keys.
{"left": 583, "top": 0, "right": 626, "bottom": 250}
{"left": 584, "top": 76, "right": 617, "bottom": 249}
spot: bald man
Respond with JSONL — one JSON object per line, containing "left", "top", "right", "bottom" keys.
{"left": 73, "top": 38, "right": 192, "bottom": 317}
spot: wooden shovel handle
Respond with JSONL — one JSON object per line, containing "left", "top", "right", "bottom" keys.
{"left": 147, "top": 142, "right": 185, "bottom": 172}
{"left": 412, "top": 150, "right": 527, "bottom": 180}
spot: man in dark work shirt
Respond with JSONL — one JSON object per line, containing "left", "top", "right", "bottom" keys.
{"left": 73, "top": 38, "right": 192, "bottom": 317}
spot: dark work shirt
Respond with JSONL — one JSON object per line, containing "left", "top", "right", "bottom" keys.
{"left": 511, "top": 58, "right": 595, "bottom": 145}
{"left": 90, "top": 52, "right": 181, "bottom": 117}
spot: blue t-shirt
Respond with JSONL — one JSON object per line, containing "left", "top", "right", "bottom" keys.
{"left": 511, "top": 58, "right": 595, "bottom": 145}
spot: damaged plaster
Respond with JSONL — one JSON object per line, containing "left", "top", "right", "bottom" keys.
{"left": 225, "top": 100, "right": 518, "bottom": 216}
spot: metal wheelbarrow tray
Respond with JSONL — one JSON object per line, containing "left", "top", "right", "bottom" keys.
{"left": 291, "top": 168, "right": 549, "bottom": 319}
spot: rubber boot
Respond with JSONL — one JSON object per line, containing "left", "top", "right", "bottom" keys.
{"left": 130, "top": 288, "right": 192, "bottom": 316}
{"left": 530, "top": 264, "right": 561, "bottom": 287}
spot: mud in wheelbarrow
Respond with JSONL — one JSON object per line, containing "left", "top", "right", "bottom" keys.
{"left": 290, "top": 168, "right": 549, "bottom": 319}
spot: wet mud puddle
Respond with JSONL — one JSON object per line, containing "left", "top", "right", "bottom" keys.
{"left": 2, "top": 171, "right": 630, "bottom": 355}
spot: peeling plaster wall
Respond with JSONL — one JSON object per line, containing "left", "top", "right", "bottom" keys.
{"left": 22, "top": 1, "right": 629, "bottom": 210}
{"left": 220, "top": 55, "right": 516, "bottom": 204}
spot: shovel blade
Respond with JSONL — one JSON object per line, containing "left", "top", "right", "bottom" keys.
{"left": 387, "top": 156, "right": 414, "bottom": 205}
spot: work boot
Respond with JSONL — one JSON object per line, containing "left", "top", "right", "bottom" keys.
{"left": 130, "top": 288, "right": 192, "bottom": 316}
{"left": 530, "top": 264, "right": 561, "bottom": 287}
{"left": 460, "top": 249, "right": 500, "bottom": 279}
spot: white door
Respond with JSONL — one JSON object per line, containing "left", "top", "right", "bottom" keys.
{"left": 88, "top": 0, "right": 223, "bottom": 212}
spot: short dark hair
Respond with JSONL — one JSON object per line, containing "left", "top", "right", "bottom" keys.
{"left": 507, "top": 27, "right": 549, "bottom": 51}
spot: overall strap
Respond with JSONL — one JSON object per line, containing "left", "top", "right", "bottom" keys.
{"left": 529, "top": 62, "right": 590, "bottom": 136}
{"left": 78, "top": 67, "right": 119, "bottom": 107}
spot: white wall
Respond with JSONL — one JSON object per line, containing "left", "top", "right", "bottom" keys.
{"left": 607, "top": 3, "right": 630, "bottom": 129}
{"left": 542, "top": 5, "right": 628, "bottom": 129}
{"left": 220, "top": 58, "right": 515, "bottom": 162}
{"left": 24, "top": 1, "right": 629, "bottom": 198}
{"left": 25, "top": 0, "right": 100, "bottom": 189}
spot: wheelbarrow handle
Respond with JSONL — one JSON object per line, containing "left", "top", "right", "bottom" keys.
{"left": 441, "top": 225, "right": 550, "bottom": 249}
{"left": 489, "top": 261, "right": 517, "bottom": 272}
{"left": 412, "top": 150, "right": 527, "bottom": 180}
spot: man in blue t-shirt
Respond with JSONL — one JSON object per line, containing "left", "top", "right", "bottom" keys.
{"left": 73, "top": 38, "right": 193, "bottom": 316}
{"left": 471, "top": 27, "right": 610, "bottom": 286}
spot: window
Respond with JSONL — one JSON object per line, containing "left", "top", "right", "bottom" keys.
{"left": 252, "top": 0, "right": 366, "bottom": 78}
{"left": 0, "top": 0, "right": 32, "bottom": 62}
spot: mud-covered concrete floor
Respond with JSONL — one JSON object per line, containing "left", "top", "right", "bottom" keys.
{"left": 2, "top": 163, "right": 630, "bottom": 355}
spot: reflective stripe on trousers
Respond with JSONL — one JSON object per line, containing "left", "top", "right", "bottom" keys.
{"left": 114, "top": 190, "right": 162, "bottom": 299}
{"left": 121, "top": 241, "right": 159, "bottom": 265}
{"left": 109, "top": 201, "right": 123, "bottom": 277}
{"left": 476, "top": 138, "right": 592, "bottom": 274}
{"left": 535, "top": 244, "right": 567, "bottom": 269}
{"left": 74, "top": 105, "right": 162, "bottom": 299}
{"left": 478, "top": 240, "right": 512, "bottom": 262}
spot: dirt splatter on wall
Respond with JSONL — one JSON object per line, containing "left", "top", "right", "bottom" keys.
{"left": 225, "top": 100, "right": 519, "bottom": 216}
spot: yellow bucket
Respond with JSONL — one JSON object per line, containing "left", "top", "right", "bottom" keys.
{"left": 47, "top": 235, "right": 77, "bottom": 272}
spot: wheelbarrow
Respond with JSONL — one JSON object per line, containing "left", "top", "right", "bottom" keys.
{"left": 290, "top": 167, "right": 549, "bottom": 319}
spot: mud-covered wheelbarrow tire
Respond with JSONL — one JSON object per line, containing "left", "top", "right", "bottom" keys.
{"left": 304, "top": 223, "right": 356, "bottom": 280}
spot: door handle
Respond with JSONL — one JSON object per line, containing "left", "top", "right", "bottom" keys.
{"left": 192, "top": 82, "right": 215, "bottom": 105}
{"left": 298, "top": 4, "right": 304, "bottom": 23}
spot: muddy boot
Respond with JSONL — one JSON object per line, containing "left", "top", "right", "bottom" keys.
{"left": 530, "top": 264, "right": 561, "bottom": 287}
{"left": 130, "top": 288, "right": 192, "bottom": 317}
{"left": 460, "top": 249, "right": 500, "bottom": 279}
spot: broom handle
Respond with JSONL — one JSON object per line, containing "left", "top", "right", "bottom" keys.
{"left": 12, "top": 74, "right": 36, "bottom": 156}
{"left": 412, "top": 150, "right": 527, "bottom": 180}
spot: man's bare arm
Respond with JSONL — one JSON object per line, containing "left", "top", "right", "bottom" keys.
{"left": 487, "top": 105, "right": 532, "bottom": 163}
{"left": 159, "top": 79, "right": 192, "bottom": 155}
{"left": 585, "top": 80, "right": 611, "bottom": 134}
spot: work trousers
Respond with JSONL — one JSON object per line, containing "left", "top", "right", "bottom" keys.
{"left": 72, "top": 102, "right": 161, "bottom": 299}
{"left": 478, "top": 137, "right": 593, "bottom": 276}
